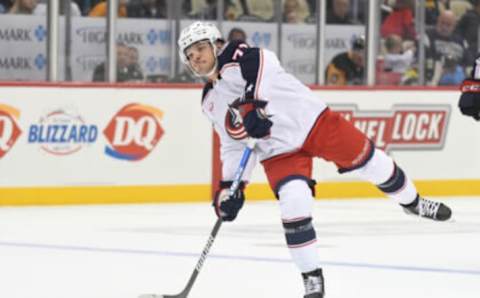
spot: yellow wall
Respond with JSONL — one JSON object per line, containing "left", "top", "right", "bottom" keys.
{"left": 1, "top": 179, "right": 478, "bottom": 206}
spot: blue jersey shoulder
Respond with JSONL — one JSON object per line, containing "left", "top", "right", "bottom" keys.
{"left": 217, "top": 40, "right": 251, "bottom": 69}
{"left": 217, "top": 41, "right": 263, "bottom": 99}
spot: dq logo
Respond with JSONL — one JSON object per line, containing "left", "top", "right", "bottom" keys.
{"left": 0, "top": 104, "right": 22, "bottom": 159}
{"left": 103, "top": 103, "right": 164, "bottom": 161}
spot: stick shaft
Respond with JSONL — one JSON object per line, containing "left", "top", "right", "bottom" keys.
{"left": 175, "top": 144, "right": 255, "bottom": 297}
{"left": 179, "top": 218, "right": 222, "bottom": 297}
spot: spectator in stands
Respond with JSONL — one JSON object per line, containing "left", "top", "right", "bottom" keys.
{"left": 73, "top": 0, "right": 88, "bottom": 15}
{"left": 438, "top": 54, "right": 466, "bottom": 85}
{"left": 245, "top": 0, "right": 275, "bottom": 21}
{"left": 188, "top": 0, "right": 277, "bottom": 22}
{"left": 283, "top": 0, "right": 309, "bottom": 23}
{"left": 92, "top": 43, "right": 143, "bottom": 82}
{"left": 227, "top": 27, "right": 247, "bottom": 41}
{"left": 126, "top": 46, "right": 144, "bottom": 81}
{"left": 34, "top": 0, "right": 81, "bottom": 16}
{"left": 0, "top": 0, "right": 13, "bottom": 13}
{"left": 127, "top": 0, "right": 167, "bottom": 18}
{"left": 454, "top": 0, "right": 480, "bottom": 57}
{"left": 306, "top": 0, "right": 316, "bottom": 13}
{"left": 379, "top": 34, "right": 418, "bottom": 85}
{"left": 8, "top": 0, "right": 37, "bottom": 14}
{"left": 380, "top": 0, "right": 416, "bottom": 41}
{"left": 89, "top": 0, "right": 127, "bottom": 17}
{"left": 327, "top": 0, "right": 353, "bottom": 24}
{"left": 425, "top": 0, "right": 450, "bottom": 25}
{"left": 325, "top": 35, "right": 365, "bottom": 85}
{"left": 425, "top": 10, "right": 471, "bottom": 85}
{"left": 188, "top": 0, "right": 238, "bottom": 20}
{"left": 383, "top": 34, "right": 416, "bottom": 74}
{"left": 225, "top": 0, "right": 275, "bottom": 22}
{"left": 450, "top": 0, "right": 471, "bottom": 19}
{"left": 127, "top": 46, "right": 140, "bottom": 65}
{"left": 381, "top": 0, "right": 394, "bottom": 22}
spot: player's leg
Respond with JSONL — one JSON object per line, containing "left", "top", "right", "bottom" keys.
{"left": 348, "top": 147, "right": 451, "bottom": 220}
{"left": 303, "top": 108, "right": 451, "bottom": 221}
{"left": 279, "top": 179, "right": 325, "bottom": 298}
{"left": 262, "top": 153, "right": 325, "bottom": 298}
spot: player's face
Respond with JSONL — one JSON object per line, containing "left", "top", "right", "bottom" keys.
{"left": 185, "top": 40, "right": 216, "bottom": 76}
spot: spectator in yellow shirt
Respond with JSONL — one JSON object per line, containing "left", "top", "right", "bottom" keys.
{"left": 88, "top": 0, "right": 127, "bottom": 17}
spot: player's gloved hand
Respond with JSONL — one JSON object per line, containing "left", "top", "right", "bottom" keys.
{"left": 236, "top": 99, "right": 273, "bottom": 138}
{"left": 459, "top": 79, "right": 480, "bottom": 121}
{"left": 213, "top": 181, "right": 245, "bottom": 221}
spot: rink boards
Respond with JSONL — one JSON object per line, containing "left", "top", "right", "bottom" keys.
{"left": 0, "top": 84, "right": 478, "bottom": 205}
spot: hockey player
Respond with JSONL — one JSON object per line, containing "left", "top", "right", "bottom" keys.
{"left": 459, "top": 56, "right": 480, "bottom": 121}
{"left": 178, "top": 21, "right": 452, "bottom": 298}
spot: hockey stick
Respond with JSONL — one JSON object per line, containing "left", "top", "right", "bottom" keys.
{"left": 139, "top": 139, "right": 256, "bottom": 298}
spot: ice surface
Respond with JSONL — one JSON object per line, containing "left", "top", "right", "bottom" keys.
{"left": 0, "top": 197, "right": 478, "bottom": 298}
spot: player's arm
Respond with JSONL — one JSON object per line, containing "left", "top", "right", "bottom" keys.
{"left": 233, "top": 45, "right": 273, "bottom": 139}
{"left": 220, "top": 138, "right": 257, "bottom": 183}
{"left": 213, "top": 125, "right": 257, "bottom": 221}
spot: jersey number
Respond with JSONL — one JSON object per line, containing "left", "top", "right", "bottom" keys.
{"left": 232, "top": 43, "right": 248, "bottom": 61}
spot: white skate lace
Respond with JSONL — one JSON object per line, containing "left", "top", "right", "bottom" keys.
{"left": 304, "top": 276, "right": 322, "bottom": 295}
{"left": 418, "top": 198, "right": 440, "bottom": 218}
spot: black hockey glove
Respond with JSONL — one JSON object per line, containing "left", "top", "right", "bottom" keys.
{"left": 459, "top": 80, "right": 480, "bottom": 121}
{"left": 235, "top": 99, "right": 273, "bottom": 138}
{"left": 213, "top": 181, "right": 245, "bottom": 221}
{"left": 459, "top": 56, "right": 480, "bottom": 121}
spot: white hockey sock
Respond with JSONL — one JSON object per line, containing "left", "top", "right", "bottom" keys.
{"left": 279, "top": 180, "right": 321, "bottom": 273}
{"left": 288, "top": 240, "right": 321, "bottom": 273}
{"left": 377, "top": 164, "right": 418, "bottom": 205}
{"left": 352, "top": 148, "right": 417, "bottom": 205}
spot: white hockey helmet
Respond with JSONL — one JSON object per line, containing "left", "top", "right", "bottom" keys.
{"left": 178, "top": 21, "right": 222, "bottom": 65}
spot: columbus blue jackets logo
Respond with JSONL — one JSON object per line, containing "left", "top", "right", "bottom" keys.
{"left": 225, "top": 98, "right": 248, "bottom": 140}
{"left": 28, "top": 107, "right": 98, "bottom": 155}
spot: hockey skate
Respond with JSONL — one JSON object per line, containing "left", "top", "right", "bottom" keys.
{"left": 302, "top": 268, "right": 324, "bottom": 298}
{"left": 402, "top": 196, "right": 452, "bottom": 221}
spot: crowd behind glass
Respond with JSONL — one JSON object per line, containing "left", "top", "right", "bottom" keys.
{"left": 0, "top": 0, "right": 478, "bottom": 86}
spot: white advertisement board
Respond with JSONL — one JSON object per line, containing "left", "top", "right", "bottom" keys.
{"left": 313, "top": 90, "right": 478, "bottom": 181}
{"left": 0, "top": 86, "right": 211, "bottom": 187}
{"left": 1, "top": 86, "right": 477, "bottom": 187}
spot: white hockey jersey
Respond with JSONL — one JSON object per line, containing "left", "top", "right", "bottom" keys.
{"left": 201, "top": 40, "right": 327, "bottom": 181}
